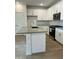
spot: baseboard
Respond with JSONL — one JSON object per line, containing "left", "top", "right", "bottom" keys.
{"left": 55, "top": 40, "right": 63, "bottom": 46}
{"left": 46, "top": 34, "right": 63, "bottom": 46}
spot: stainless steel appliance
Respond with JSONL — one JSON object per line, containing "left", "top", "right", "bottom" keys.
{"left": 49, "top": 25, "right": 62, "bottom": 40}
{"left": 53, "top": 12, "right": 61, "bottom": 20}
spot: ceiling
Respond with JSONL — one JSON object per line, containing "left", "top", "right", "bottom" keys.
{"left": 26, "top": 0, "right": 61, "bottom": 8}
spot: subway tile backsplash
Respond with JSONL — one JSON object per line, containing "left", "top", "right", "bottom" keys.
{"left": 50, "top": 20, "right": 63, "bottom": 26}
{"left": 37, "top": 20, "right": 63, "bottom": 26}
{"left": 37, "top": 21, "right": 50, "bottom": 26}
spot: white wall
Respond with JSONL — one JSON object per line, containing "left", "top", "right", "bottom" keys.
{"left": 15, "top": 0, "right": 27, "bottom": 33}
{"left": 47, "top": 0, "right": 63, "bottom": 20}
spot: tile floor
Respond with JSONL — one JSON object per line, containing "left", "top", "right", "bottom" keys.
{"left": 15, "top": 35, "right": 63, "bottom": 59}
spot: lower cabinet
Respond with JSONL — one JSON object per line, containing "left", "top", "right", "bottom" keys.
{"left": 31, "top": 33, "right": 46, "bottom": 53}
{"left": 26, "top": 32, "right": 46, "bottom": 55}
{"left": 55, "top": 28, "right": 63, "bottom": 44}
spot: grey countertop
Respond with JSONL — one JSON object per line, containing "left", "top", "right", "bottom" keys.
{"left": 56, "top": 27, "right": 63, "bottom": 30}
{"left": 16, "top": 27, "right": 47, "bottom": 34}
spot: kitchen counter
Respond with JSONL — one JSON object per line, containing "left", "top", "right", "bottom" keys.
{"left": 16, "top": 27, "right": 47, "bottom": 34}
{"left": 15, "top": 27, "right": 46, "bottom": 55}
{"left": 56, "top": 27, "right": 63, "bottom": 30}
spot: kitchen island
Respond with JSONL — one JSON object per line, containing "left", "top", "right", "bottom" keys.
{"left": 16, "top": 27, "right": 46, "bottom": 55}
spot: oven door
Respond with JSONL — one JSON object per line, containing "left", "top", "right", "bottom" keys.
{"left": 49, "top": 28, "right": 52, "bottom": 32}
{"left": 52, "top": 28, "right": 55, "bottom": 37}
{"left": 49, "top": 27, "right": 52, "bottom": 36}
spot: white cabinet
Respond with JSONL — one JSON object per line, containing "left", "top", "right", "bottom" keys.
{"left": 37, "top": 10, "right": 47, "bottom": 20}
{"left": 26, "top": 32, "right": 46, "bottom": 55}
{"left": 47, "top": 8, "right": 53, "bottom": 20}
{"left": 60, "top": 31, "right": 63, "bottom": 43}
{"left": 57, "top": 1, "right": 63, "bottom": 20}
{"left": 27, "top": 9, "right": 48, "bottom": 20}
{"left": 47, "top": 0, "right": 63, "bottom": 20}
{"left": 27, "top": 9, "right": 34, "bottom": 15}
{"left": 31, "top": 33, "right": 46, "bottom": 53}
{"left": 27, "top": 9, "right": 39, "bottom": 16}
{"left": 55, "top": 28, "right": 63, "bottom": 44}
{"left": 33, "top": 10, "right": 38, "bottom": 15}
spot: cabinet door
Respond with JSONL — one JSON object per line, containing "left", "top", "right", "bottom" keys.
{"left": 58, "top": 32, "right": 62, "bottom": 44}
{"left": 33, "top": 10, "right": 38, "bottom": 15}
{"left": 37, "top": 10, "right": 47, "bottom": 20}
{"left": 60, "top": 32, "right": 63, "bottom": 44}
{"left": 31, "top": 33, "right": 46, "bottom": 53}
{"left": 27, "top": 9, "right": 33, "bottom": 15}
{"left": 55, "top": 29, "right": 59, "bottom": 40}
{"left": 57, "top": 30, "right": 63, "bottom": 44}
{"left": 55, "top": 29, "right": 61, "bottom": 42}
{"left": 55, "top": 28, "right": 63, "bottom": 44}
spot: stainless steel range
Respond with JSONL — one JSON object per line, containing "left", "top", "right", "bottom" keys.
{"left": 49, "top": 25, "right": 63, "bottom": 40}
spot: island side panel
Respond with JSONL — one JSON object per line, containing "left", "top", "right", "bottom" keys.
{"left": 26, "top": 34, "right": 32, "bottom": 55}
{"left": 31, "top": 32, "right": 46, "bottom": 53}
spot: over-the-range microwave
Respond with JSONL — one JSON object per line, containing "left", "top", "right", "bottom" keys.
{"left": 53, "top": 12, "right": 61, "bottom": 20}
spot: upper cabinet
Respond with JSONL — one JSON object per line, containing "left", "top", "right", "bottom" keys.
{"left": 27, "top": 0, "right": 63, "bottom": 20}
{"left": 47, "top": 0, "right": 63, "bottom": 20}
{"left": 47, "top": 8, "right": 53, "bottom": 20}
{"left": 27, "top": 8, "right": 48, "bottom": 20}
{"left": 27, "top": 9, "right": 33, "bottom": 15}
{"left": 57, "top": 1, "right": 63, "bottom": 20}
{"left": 37, "top": 9, "right": 47, "bottom": 20}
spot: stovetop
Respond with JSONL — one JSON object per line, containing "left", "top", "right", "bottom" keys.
{"left": 49, "top": 25, "right": 63, "bottom": 28}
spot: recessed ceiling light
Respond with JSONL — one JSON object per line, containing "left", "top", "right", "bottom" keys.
{"left": 40, "top": 3, "right": 43, "bottom": 6}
